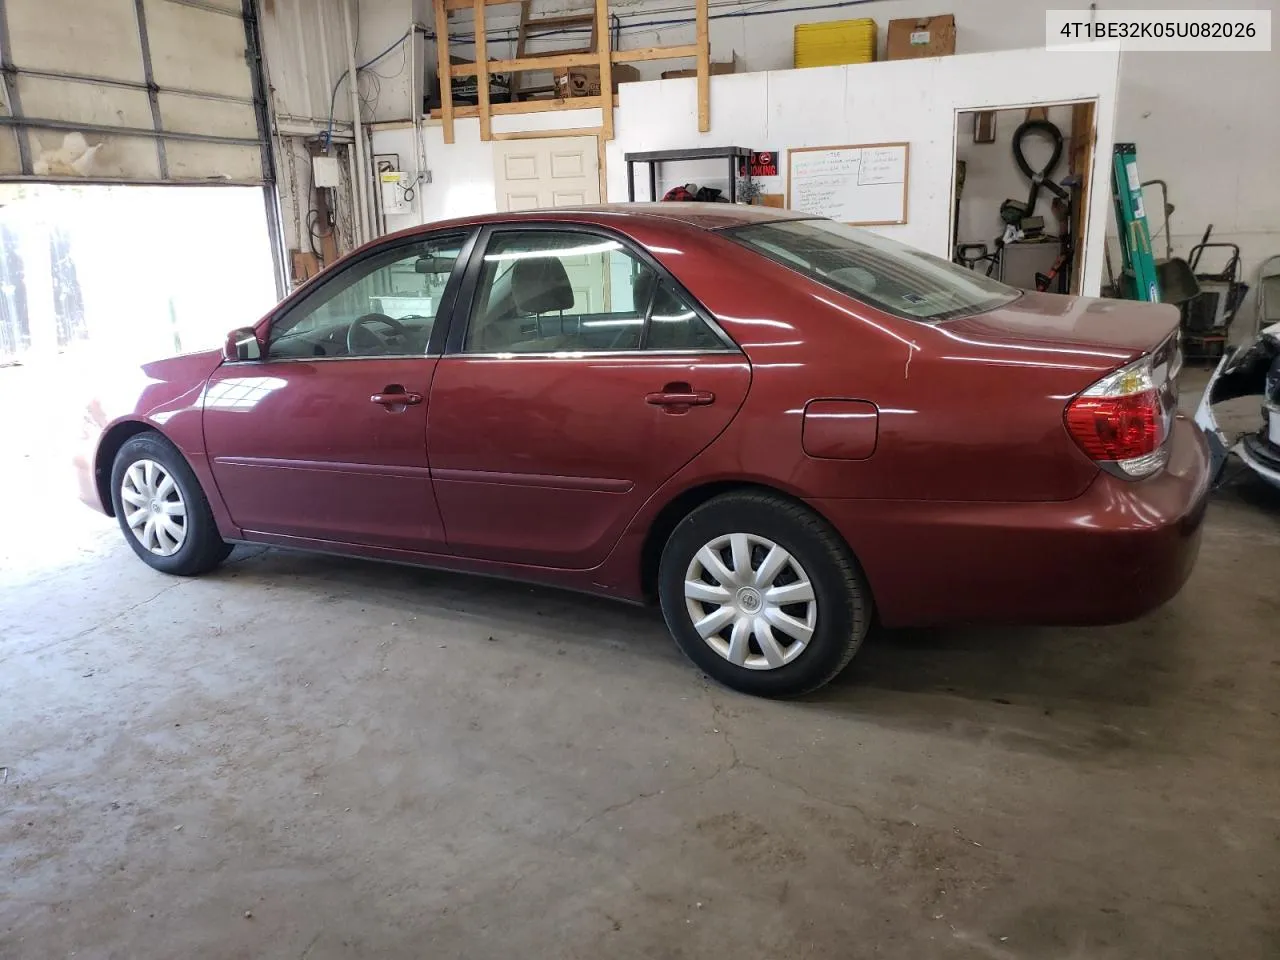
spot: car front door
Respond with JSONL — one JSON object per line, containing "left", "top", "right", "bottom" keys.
{"left": 428, "top": 226, "right": 751, "bottom": 568}
{"left": 204, "top": 231, "right": 470, "bottom": 551}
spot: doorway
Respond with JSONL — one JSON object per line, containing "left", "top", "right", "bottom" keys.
{"left": 951, "top": 101, "right": 1097, "bottom": 296}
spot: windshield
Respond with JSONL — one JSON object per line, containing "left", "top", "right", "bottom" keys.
{"left": 725, "top": 219, "right": 1020, "bottom": 323}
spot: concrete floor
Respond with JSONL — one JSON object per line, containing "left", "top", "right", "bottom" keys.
{"left": 3, "top": 367, "right": 1280, "bottom": 959}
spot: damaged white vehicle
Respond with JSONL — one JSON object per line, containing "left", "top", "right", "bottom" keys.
{"left": 1195, "top": 322, "right": 1280, "bottom": 490}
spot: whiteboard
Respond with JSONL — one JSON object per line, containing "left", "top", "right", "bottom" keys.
{"left": 786, "top": 143, "right": 910, "bottom": 226}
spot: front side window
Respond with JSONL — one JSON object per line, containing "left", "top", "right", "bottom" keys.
{"left": 464, "top": 230, "right": 725, "bottom": 353}
{"left": 726, "top": 219, "right": 1020, "bottom": 323}
{"left": 268, "top": 234, "right": 464, "bottom": 359}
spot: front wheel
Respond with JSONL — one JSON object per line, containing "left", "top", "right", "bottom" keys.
{"left": 110, "top": 432, "right": 233, "bottom": 576}
{"left": 658, "top": 492, "right": 872, "bottom": 698}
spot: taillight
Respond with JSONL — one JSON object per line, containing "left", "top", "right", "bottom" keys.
{"left": 1065, "top": 354, "right": 1171, "bottom": 479}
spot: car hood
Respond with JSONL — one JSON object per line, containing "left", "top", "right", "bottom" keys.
{"left": 940, "top": 291, "right": 1180, "bottom": 360}
{"left": 87, "top": 347, "right": 225, "bottom": 431}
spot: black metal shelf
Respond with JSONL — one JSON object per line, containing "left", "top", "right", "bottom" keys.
{"left": 624, "top": 145, "right": 752, "bottom": 203}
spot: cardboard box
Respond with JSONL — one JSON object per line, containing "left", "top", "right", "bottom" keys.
{"left": 886, "top": 14, "right": 956, "bottom": 60}
{"left": 661, "top": 54, "right": 738, "bottom": 80}
{"left": 553, "top": 63, "right": 641, "bottom": 98}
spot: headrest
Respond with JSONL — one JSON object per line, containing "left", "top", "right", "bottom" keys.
{"left": 511, "top": 256, "right": 574, "bottom": 314}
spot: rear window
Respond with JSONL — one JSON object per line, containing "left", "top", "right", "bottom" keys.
{"left": 725, "top": 219, "right": 1020, "bottom": 323}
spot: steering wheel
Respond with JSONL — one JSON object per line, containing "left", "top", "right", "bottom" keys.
{"left": 346, "top": 312, "right": 408, "bottom": 355}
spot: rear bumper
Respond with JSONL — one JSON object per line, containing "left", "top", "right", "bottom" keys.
{"left": 808, "top": 416, "right": 1212, "bottom": 628}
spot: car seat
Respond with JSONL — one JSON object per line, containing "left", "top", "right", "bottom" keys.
{"left": 474, "top": 254, "right": 577, "bottom": 352}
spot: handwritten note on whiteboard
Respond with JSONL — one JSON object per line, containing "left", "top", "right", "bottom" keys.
{"left": 787, "top": 143, "right": 909, "bottom": 225}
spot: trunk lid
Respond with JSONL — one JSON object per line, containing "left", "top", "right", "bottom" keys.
{"left": 941, "top": 291, "right": 1180, "bottom": 361}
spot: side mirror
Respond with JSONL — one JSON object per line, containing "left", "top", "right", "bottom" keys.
{"left": 223, "top": 327, "right": 262, "bottom": 362}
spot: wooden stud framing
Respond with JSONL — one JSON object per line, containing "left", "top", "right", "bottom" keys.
{"left": 433, "top": 0, "right": 454, "bottom": 143}
{"left": 597, "top": 132, "right": 607, "bottom": 200}
{"left": 433, "top": 0, "right": 710, "bottom": 148}
{"left": 474, "top": 0, "right": 491, "bottom": 140}
{"left": 431, "top": 96, "right": 604, "bottom": 119}
{"left": 611, "top": 44, "right": 700, "bottom": 63}
{"left": 1068, "top": 100, "right": 1097, "bottom": 297}
{"left": 451, "top": 51, "right": 601, "bottom": 76}
{"left": 443, "top": 0, "right": 511, "bottom": 11}
{"left": 695, "top": 0, "right": 709, "bottom": 132}
{"left": 595, "top": 0, "right": 613, "bottom": 140}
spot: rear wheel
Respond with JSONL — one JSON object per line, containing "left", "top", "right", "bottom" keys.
{"left": 658, "top": 491, "right": 871, "bottom": 697}
{"left": 110, "top": 432, "right": 233, "bottom": 576}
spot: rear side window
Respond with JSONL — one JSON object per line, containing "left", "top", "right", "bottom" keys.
{"left": 463, "top": 230, "right": 728, "bottom": 353}
{"left": 726, "top": 219, "right": 1020, "bottom": 323}
{"left": 645, "top": 280, "right": 725, "bottom": 351}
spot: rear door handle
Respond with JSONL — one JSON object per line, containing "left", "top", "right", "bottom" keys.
{"left": 645, "top": 390, "right": 715, "bottom": 406}
{"left": 371, "top": 389, "right": 423, "bottom": 406}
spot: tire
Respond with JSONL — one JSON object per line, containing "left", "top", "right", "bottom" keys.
{"left": 658, "top": 491, "right": 872, "bottom": 698}
{"left": 110, "top": 432, "right": 234, "bottom": 576}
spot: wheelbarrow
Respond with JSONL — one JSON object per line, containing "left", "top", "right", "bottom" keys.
{"left": 1182, "top": 237, "right": 1249, "bottom": 364}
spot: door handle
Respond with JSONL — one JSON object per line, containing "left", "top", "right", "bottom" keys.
{"left": 646, "top": 390, "right": 715, "bottom": 407}
{"left": 371, "top": 389, "right": 423, "bottom": 406}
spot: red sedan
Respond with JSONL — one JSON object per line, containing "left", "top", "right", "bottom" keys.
{"left": 75, "top": 205, "right": 1210, "bottom": 697}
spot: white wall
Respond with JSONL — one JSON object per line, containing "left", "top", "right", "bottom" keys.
{"left": 371, "top": 47, "right": 1120, "bottom": 294}
{"left": 262, "top": 0, "right": 364, "bottom": 256}
{"left": 606, "top": 49, "right": 1120, "bottom": 294}
{"left": 431, "top": 0, "right": 1279, "bottom": 302}
{"left": 262, "top": 0, "right": 357, "bottom": 129}
{"left": 371, "top": 108, "right": 602, "bottom": 233}
{"left": 354, "top": 0, "right": 419, "bottom": 124}
{"left": 282, "top": 0, "right": 1277, "bottom": 308}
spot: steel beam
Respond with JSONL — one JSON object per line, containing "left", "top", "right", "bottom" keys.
{"left": 0, "top": 0, "right": 32, "bottom": 173}
{"left": 134, "top": 0, "right": 170, "bottom": 178}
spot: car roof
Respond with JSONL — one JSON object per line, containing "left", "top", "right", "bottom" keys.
{"left": 417, "top": 202, "right": 811, "bottom": 234}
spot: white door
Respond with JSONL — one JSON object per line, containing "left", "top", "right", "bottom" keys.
{"left": 493, "top": 135, "right": 600, "bottom": 211}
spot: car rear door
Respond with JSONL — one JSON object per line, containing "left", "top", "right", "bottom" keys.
{"left": 428, "top": 225, "right": 751, "bottom": 568}
{"left": 203, "top": 231, "right": 471, "bottom": 551}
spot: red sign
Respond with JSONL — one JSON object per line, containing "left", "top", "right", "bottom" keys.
{"left": 738, "top": 151, "right": 778, "bottom": 177}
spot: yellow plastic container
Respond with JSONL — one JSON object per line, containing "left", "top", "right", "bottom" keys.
{"left": 794, "top": 18, "right": 878, "bottom": 68}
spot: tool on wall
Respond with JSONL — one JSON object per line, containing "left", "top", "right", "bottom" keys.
{"left": 1110, "top": 142, "right": 1161, "bottom": 302}
{"left": 1002, "top": 118, "right": 1069, "bottom": 235}
{"left": 1029, "top": 172, "right": 1082, "bottom": 293}
{"left": 958, "top": 117, "right": 1076, "bottom": 290}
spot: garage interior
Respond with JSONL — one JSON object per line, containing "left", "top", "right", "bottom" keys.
{"left": 2, "top": 1, "right": 1279, "bottom": 957}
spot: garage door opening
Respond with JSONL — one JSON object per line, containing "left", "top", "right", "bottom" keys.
{"left": 0, "top": 183, "right": 278, "bottom": 578}
{"left": 0, "top": 182, "right": 277, "bottom": 364}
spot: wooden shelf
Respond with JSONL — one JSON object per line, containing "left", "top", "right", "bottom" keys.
{"left": 611, "top": 44, "right": 699, "bottom": 63}
{"left": 450, "top": 51, "right": 600, "bottom": 76}
{"left": 432, "top": 0, "right": 708, "bottom": 145}
{"left": 428, "top": 95, "right": 613, "bottom": 120}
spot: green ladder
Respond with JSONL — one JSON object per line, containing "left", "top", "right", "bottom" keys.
{"left": 1111, "top": 143, "right": 1161, "bottom": 301}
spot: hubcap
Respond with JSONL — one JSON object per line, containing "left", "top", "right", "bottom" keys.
{"left": 683, "top": 533, "right": 818, "bottom": 671}
{"left": 120, "top": 459, "right": 187, "bottom": 557}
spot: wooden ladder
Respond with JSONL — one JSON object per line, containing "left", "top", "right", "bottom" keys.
{"left": 512, "top": 0, "right": 598, "bottom": 101}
